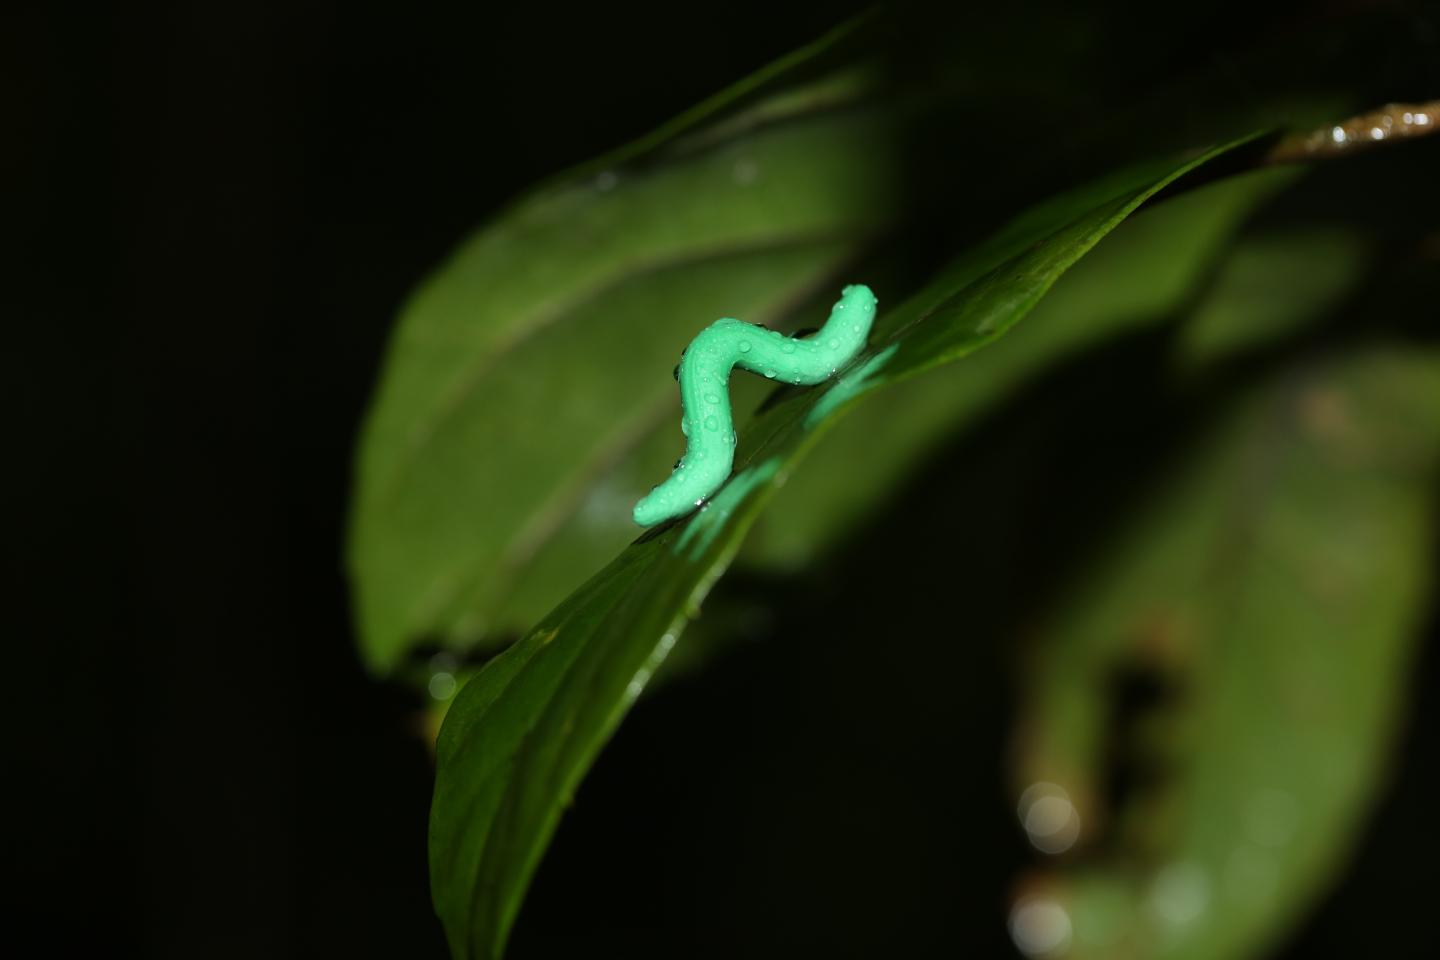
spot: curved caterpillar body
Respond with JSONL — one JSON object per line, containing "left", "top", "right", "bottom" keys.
{"left": 632, "top": 284, "right": 877, "bottom": 527}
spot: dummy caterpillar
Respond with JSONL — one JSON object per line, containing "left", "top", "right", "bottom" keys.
{"left": 632, "top": 284, "right": 877, "bottom": 527}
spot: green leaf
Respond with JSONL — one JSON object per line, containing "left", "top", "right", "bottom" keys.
{"left": 347, "top": 56, "right": 903, "bottom": 670}
{"left": 428, "top": 136, "right": 1261, "bottom": 959}
{"left": 1010, "top": 347, "right": 1440, "bottom": 959}
{"left": 743, "top": 166, "right": 1303, "bottom": 570}
{"left": 349, "top": 0, "right": 1440, "bottom": 674}
{"left": 1173, "top": 226, "right": 1372, "bottom": 369}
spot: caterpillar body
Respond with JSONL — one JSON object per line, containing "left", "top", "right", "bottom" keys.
{"left": 633, "top": 284, "right": 877, "bottom": 527}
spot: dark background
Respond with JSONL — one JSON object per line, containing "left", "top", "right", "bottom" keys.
{"left": 11, "top": 2, "right": 1437, "bottom": 956}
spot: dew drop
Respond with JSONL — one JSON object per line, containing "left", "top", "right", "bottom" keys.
{"left": 680, "top": 419, "right": 689, "bottom": 436}
{"left": 781, "top": 342, "right": 796, "bottom": 354}
{"left": 1017, "top": 782, "right": 1081, "bottom": 854}
{"left": 704, "top": 416, "right": 719, "bottom": 431}
{"left": 704, "top": 393, "right": 720, "bottom": 404}
{"left": 1148, "top": 862, "right": 1210, "bottom": 927}
{"left": 428, "top": 671, "right": 457, "bottom": 700}
{"left": 738, "top": 341, "right": 752, "bottom": 353}
{"left": 1009, "top": 898, "right": 1071, "bottom": 958}
{"left": 827, "top": 339, "right": 839, "bottom": 349}
{"left": 764, "top": 369, "right": 777, "bottom": 378}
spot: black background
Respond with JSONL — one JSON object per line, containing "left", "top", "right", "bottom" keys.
{"left": 11, "top": 2, "right": 1438, "bottom": 956}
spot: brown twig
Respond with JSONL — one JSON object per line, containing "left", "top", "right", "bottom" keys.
{"left": 1266, "top": 100, "right": 1440, "bottom": 163}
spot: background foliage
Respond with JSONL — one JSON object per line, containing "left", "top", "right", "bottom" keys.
{"left": 341, "top": 5, "right": 1440, "bottom": 958}
{"left": 19, "top": 2, "right": 1436, "bottom": 957}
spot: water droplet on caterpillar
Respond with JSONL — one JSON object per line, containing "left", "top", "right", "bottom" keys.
{"left": 704, "top": 416, "right": 718, "bottom": 431}
{"left": 738, "top": 341, "right": 752, "bottom": 353}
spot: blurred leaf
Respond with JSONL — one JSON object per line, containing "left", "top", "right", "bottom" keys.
{"left": 347, "top": 54, "right": 903, "bottom": 671}
{"left": 1011, "top": 347, "right": 1440, "bottom": 959}
{"left": 743, "top": 167, "right": 1302, "bottom": 570}
{"left": 1175, "top": 228, "right": 1372, "bottom": 369}
{"left": 348, "top": 0, "right": 1440, "bottom": 674}
{"left": 427, "top": 137, "right": 1260, "bottom": 959}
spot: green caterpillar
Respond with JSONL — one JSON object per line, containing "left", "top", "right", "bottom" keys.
{"left": 633, "top": 284, "right": 877, "bottom": 527}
